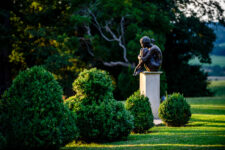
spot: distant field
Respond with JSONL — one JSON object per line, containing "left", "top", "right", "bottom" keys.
{"left": 189, "top": 55, "right": 225, "bottom": 67}
{"left": 186, "top": 96, "right": 225, "bottom": 114}
{"left": 208, "top": 76, "right": 225, "bottom": 80}
{"left": 208, "top": 80, "right": 225, "bottom": 96}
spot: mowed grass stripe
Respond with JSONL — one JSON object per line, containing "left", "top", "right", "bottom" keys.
{"left": 191, "top": 105, "right": 225, "bottom": 109}
{"left": 186, "top": 96, "right": 225, "bottom": 104}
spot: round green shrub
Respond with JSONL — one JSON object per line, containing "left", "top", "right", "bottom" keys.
{"left": 73, "top": 68, "right": 114, "bottom": 102}
{"left": 66, "top": 99, "right": 133, "bottom": 142}
{"left": 0, "top": 66, "right": 79, "bottom": 149}
{"left": 66, "top": 68, "right": 134, "bottom": 142}
{"left": 158, "top": 93, "right": 191, "bottom": 126}
{"left": 125, "top": 90, "right": 154, "bottom": 133}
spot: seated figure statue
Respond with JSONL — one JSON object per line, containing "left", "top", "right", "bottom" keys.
{"left": 133, "top": 36, "right": 162, "bottom": 76}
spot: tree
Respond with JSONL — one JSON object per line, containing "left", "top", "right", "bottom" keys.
{"left": 70, "top": 0, "right": 171, "bottom": 99}
{"left": 160, "top": 0, "right": 225, "bottom": 96}
{"left": 71, "top": 0, "right": 225, "bottom": 97}
{"left": 163, "top": 16, "right": 216, "bottom": 96}
{"left": 8, "top": 0, "right": 85, "bottom": 95}
{"left": 5, "top": 0, "right": 225, "bottom": 98}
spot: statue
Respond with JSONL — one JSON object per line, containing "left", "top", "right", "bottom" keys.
{"left": 133, "top": 36, "right": 162, "bottom": 76}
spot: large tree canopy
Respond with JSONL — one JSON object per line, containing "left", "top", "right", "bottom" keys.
{"left": 8, "top": 0, "right": 85, "bottom": 95}
{"left": 1, "top": 0, "right": 225, "bottom": 98}
{"left": 161, "top": 0, "right": 224, "bottom": 96}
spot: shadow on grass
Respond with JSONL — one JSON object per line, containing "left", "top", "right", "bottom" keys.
{"left": 190, "top": 118, "right": 225, "bottom": 123}
{"left": 185, "top": 123, "right": 204, "bottom": 127}
{"left": 186, "top": 123, "right": 225, "bottom": 127}
{"left": 62, "top": 145, "right": 225, "bottom": 150}
{"left": 191, "top": 108, "right": 225, "bottom": 115}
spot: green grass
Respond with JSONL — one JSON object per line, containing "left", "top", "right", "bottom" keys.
{"left": 208, "top": 80, "right": 225, "bottom": 96}
{"left": 62, "top": 97, "right": 225, "bottom": 150}
{"left": 189, "top": 55, "right": 225, "bottom": 67}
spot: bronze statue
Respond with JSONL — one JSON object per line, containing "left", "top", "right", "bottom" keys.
{"left": 133, "top": 36, "right": 162, "bottom": 76}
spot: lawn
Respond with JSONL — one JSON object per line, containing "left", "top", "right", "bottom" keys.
{"left": 62, "top": 97, "right": 225, "bottom": 150}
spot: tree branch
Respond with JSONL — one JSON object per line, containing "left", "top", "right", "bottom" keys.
{"left": 84, "top": 40, "right": 94, "bottom": 57}
{"left": 79, "top": 36, "right": 94, "bottom": 57}
{"left": 88, "top": 9, "right": 114, "bottom": 42}
{"left": 103, "top": 61, "right": 134, "bottom": 68}
{"left": 88, "top": 9, "right": 130, "bottom": 65}
{"left": 120, "top": 16, "right": 125, "bottom": 44}
{"left": 84, "top": 25, "right": 92, "bottom": 36}
{"left": 104, "top": 18, "right": 129, "bottom": 62}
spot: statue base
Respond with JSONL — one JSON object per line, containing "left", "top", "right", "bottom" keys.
{"left": 140, "top": 71, "right": 162, "bottom": 119}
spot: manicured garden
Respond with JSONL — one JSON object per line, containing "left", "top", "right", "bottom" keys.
{"left": 2, "top": 1, "right": 225, "bottom": 149}
{"left": 1, "top": 66, "right": 224, "bottom": 150}
{"left": 62, "top": 96, "right": 225, "bottom": 150}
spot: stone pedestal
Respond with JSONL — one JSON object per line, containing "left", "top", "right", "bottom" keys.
{"left": 140, "top": 71, "right": 162, "bottom": 119}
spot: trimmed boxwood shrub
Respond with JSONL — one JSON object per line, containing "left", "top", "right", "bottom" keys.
{"left": 158, "top": 93, "right": 191, "bottom": 126}
{"left": 0, "top": 66, "right": 79, "bottom": 149}
{"left": 65, "top": 68, "right": 134, "bottom": 142}
{"left": 73, "top": 68, "right": 114, "bottom": 102}
{"left": 125, "top": 90, "right": 154, "bottom": 133}
{"left": 66, "top": 99, "right": 133, "bottom": 142}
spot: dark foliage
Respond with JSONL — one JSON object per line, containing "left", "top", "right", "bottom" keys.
{"left": 0, "top": 1, "right": 12, "bottom": 96}
{"left": 117, "top": 68, "right": 139, "bottom": 100}
{"left": 164, "top": 64, "right": 212, "bottom": 97}
{"left": 1, "top": 0, "right": 225, "bottom": 99}
{"left": 0, "top": 132, "right": 6, "bottom": 150}
{"left": 163, "top": 16, "right": 216, "bottom": 96}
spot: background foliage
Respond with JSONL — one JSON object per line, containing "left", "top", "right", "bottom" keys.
{"left": 1, "top": 0, "right": 225, "bottom": 99}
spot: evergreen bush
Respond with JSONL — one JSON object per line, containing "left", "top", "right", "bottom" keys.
{"left": 73, "top": 68, "right": 114, "bottom": 102}
{"left": 0, "top": 66, "right": 78, "bottom": 149}
{"left": 66, "top": 68, "right": 134, "bottom": 142}
{"left": 125, "top": 90, "right": 154, "bottom": 133}
{"left": 66, "top": 98, "right": 133, "bottom": 142}
{"left": 158, "top": 93, "right": 191, "bottom": 126}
